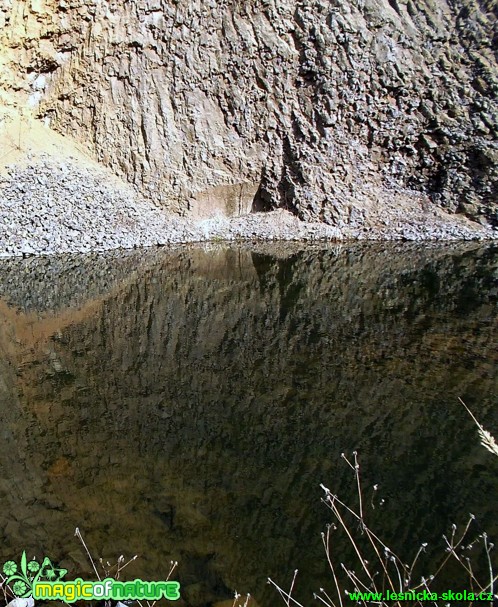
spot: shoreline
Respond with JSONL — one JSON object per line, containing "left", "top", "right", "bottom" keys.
{"left": 1, "top": 212, "right": 495, "bottom": 261}
{"left": 0, "top": 157, "right": 496, "bottom": 260}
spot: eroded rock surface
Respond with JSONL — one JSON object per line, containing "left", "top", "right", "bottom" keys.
{"left": 0, "top": 0, "right": 497, "bottom": 231}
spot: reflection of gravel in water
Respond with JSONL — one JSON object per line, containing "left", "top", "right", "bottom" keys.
{"left": 0, "top": 240, "right": 491, "bottom": 316}
{"left": 0, "top": 249, "right": 161, "bottom": 313}
{"left": 0, "top": 160, "right": 495, "bottom": 259}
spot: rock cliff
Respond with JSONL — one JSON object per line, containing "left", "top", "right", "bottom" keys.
{"left": 0, "top": 0, "right": 497, "bottom": 230}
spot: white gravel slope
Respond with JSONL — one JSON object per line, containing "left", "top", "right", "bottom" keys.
{"left": 0, "top": 158, "right": 494, "bottom": 259}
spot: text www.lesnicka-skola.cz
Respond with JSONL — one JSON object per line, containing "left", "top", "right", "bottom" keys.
{"left": 348, "top": 589, "right": 494, "bottom": 602}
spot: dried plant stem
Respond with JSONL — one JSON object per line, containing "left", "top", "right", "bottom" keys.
{"left": 321, "top": 485, "right": 398, "bottom": 595}
{"left": 484, "top": 533, "right": 494, "bottom": 599}
{"left": 74, "top": 527, "right": 101, "bottom": 581}
{"left": 273, "top": 448, "right": 495, "bottom": 607}
{"left": 326, "top": 495, "right": 375, "bottom": 590}
{"left": 286, "top": 570, "right": 298, "bottom": 607}
{"left": 459, "top": 398, "right": 498, "bottom": 457}
{"left": 267, "top": 577, "right": 305, "bottom": 607}
{"left": 322, "top": 527, "right": 343, "bottom": 607}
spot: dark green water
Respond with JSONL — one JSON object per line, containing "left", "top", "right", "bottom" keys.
{"left": 0, "top": 242, "right": 496, "bottom": 606}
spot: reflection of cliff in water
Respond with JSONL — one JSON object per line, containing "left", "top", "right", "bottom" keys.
{"left": 0, "top": 243, "right": 496, "bottom": 606}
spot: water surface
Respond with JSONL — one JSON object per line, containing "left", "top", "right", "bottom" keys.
{"left": 0, "top": 243, "right": 496, "bottom": 606}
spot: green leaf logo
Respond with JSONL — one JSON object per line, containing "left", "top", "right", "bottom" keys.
{"left": 3, "top": 553, "right": 67, "bottom": 598}
{"left": 3, "top": 561, "right": 17, "bottom": 577}
{"left": 38, "top": 557, "right": 67, "bottom": 582}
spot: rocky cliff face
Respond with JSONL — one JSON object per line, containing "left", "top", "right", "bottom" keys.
{"left": 0, "top": 0, "right": 497, "bottom": 228}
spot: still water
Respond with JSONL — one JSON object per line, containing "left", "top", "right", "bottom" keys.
{"left": 0, "top": 243, "right": 496, "bottom": 606}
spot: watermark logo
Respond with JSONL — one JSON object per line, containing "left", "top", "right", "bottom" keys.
{"left": 3, "top": 553, "right": 180, "bottom": 602}
{"left": 3, "top": 552, "right": 67, "bottom": 599}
